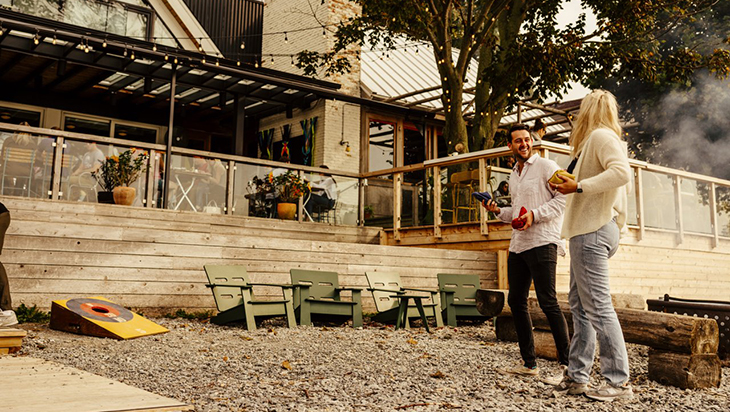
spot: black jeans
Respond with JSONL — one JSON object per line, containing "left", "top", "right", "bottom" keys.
{"left": 507, "top": 243, "right": 570, "bottom": 367}
{"left": 0, "top": 211, "right": 11, "bottom": 311}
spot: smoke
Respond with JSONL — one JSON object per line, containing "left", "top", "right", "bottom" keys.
{"left": 640, "top": 73, "right": 730, "bottom": 180}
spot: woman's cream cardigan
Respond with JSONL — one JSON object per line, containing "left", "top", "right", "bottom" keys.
{"left": 561, "top": 128, "right": 632, "bottom": 240}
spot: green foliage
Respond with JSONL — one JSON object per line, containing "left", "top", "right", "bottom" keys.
{"left": 273, "top": 171, "right": 309, "bottom": 203}
{"left": 92, "top": 148, "right": 149, "bottom": 190}
{"left": 297, "top": 0, "right": 729, "bottom": 154}
{"left": 15, "top": 303, "right": 51, "bottom": 323}
{"left": 163, "top": 309, "right": 213, "bottom": 320}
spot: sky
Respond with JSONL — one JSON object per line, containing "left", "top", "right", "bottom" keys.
{"left": 555, "top": 1, "right": 598, "bottom": 101}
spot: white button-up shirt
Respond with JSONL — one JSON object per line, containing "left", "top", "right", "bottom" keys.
{"left": 496, "top": 154, "right": 566, "bottom": 255}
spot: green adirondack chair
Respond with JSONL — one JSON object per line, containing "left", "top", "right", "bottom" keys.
{"left": 365, "top": 272, "right": 443, "bottom": 328}
{"left": 437, "top": 273, "right": 491, "bottom": 327}
{"left": 289, "top": 269, "right": 363, "bottom": 327}
{"left": 204, "top": 265, "right": 296, "bottom": 330}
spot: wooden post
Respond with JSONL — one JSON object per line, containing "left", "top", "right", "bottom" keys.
{"left": 358, "top": 178, "right": 365, "bottom": 226}
{"left": 162, "top": 65, "right": 177, "bottom": 210}
{"left": 393, "top": 172, "right": 402, "bottom": 241}
{"left": 478, "top": 160, "right": 489, "bottom": 236}
{"left": 298, "top": 170, "right": 305, "bottom": 223}
{"left": 674, "top": 175, "right": 683, "bottom": 245}
{"left": 710, "top": 182, "right": 718, "bottom": 249}
{"left": 635, "top": 167, "right": 645, "bottom": 241}
{"left": 433, "top": 166, "right": 442, "bottom": 239}
{"left": 497, "top": 250, "right": 509, "bottom": 290}
{"left": 51, "top": 136, "right": 64, "bottom": 200}
{"left": 144, "top": 150, "right": 156, "bottom": 207}
{"left": 225, "top": 160, "right": 235, "bottom": 214}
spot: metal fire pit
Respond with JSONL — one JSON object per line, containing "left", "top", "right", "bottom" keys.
{"left": 647, "top": 294, "right": 730, "bottom": 359}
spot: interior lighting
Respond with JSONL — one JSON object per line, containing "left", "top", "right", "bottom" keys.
{"left": 240, "top": 40, "right": 245, "bottom": 49}
{"left": 236, "top": 60, "right": 241, "bottom": 66}
{"left": 52, "top": 31, "right": 57, "bottom": 45}
{"left": 130, "top": 50, "right": 135, "bottom": 60}
{"left": 202, "top": 55, "right": 206, "bottom": 64}
{"left": 33, "top": 31, "right": 40, "bottom": 45}
{"left": 152, "top": 42, "right": 157, "bottom": 52}
{"left": 215, "top": 59, "right": 220, "bottom": 66}
{"left": 198, "top": 38, "right": 203, "bottom": 52}
{"left": 173, "top": 56, "right": 178, "bottom": 64}
{"left": 164, "top": 53, "right": 169, "bottom": 61}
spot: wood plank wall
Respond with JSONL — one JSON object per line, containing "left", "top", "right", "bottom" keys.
{"left": 0, "top": 197, "right": 497, "bottom": 314}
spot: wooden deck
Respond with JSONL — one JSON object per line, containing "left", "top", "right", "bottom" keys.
{"left": 0, "top": 356, "right": 192, "bottom": 412}
{"left": 1, "top": 196, "right": 497, "bottom": 313}
{"left": 382, "top": 222, "right": 730, "bottom": 303}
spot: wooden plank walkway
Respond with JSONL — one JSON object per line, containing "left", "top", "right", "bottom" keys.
{"left": 0, "top": 356, "right": 192, "bottom": 412}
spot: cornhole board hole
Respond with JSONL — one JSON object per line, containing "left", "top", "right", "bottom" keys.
{"left": 50, "top": 296, "right": 168, "bottom": 340}
{"left": 0, "top": 328, "right": 27, "bottom": 355}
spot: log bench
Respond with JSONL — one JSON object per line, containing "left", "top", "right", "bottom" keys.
{"left": 477, "top": 289, "right": 722, "bottom": 389}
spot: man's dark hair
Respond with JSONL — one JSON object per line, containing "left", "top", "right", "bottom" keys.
{"left": 508, "top": 123, "right": 530, "bottom": 140}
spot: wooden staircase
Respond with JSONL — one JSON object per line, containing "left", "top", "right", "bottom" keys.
{"left": 0, "top": 196, "right": 497, "bottom": 314}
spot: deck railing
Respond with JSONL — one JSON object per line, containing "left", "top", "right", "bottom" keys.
{"left": 2, "top": 121, "right": 730, "bottom": 244}
{"left": 0, "top": 122, "right": 362, "bottom": 226}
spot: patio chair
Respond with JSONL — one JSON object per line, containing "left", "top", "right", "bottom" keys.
{"left": 203, "top": 265, "right": 296, "bottom": 330}
{"left": 437, "top": 273, "right": 491, "bottom": 327}
{"left": 1, "top": 147, "right": 35, "bottom": 196}
{"left": 365, "top": 271, "right": 443, "bottom": 328}
{"left": 289, "top": 269, "right": 363, "bottom": 327}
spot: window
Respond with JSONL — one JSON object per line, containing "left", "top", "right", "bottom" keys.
{"left": 0, "top": 106, "right": 42, "bottom": 127}
{"left": 368, "top": 120, "right": 395, "bottom": 173}
{"left": 64, "top": 116, "right": 111, "bottom": 137}
{"left": 114, "top": 123, "right": 157, "bottom": 144}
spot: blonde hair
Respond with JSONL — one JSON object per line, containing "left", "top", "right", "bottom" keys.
{"left": 569, "top": 89, "right": 622, "bottom": 154}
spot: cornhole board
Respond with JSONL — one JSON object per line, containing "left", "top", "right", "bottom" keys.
{"left": 50, "top": 296, "right": 168, "bottom": 340}
{"left": 0, "top": 328, "right": 26, "bottom": 355}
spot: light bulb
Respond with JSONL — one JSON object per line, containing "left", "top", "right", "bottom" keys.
{"left": 152, "top": 44, "right": 157, "bottom": 52}
{"left": 240, "top": 41, "right": 245, "bottom": 49}
{"left": 102, "top": 38, "right": 107, "bottom": 48}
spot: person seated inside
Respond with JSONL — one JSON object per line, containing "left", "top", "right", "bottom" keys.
{"left": 1, "top": 122, "right": 38, "bottom": 195}
{"left": 531, "top": 118, "right": 547, "bottom": 141}
{"left": 492, "top": 180, "right": 510, "bottom": 207}
{"left": 306, "top": 165, "right": 337, "bottom": 220}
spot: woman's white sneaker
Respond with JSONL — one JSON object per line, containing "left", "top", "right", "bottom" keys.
{"left": 0, "top": 310, "right": 18, "bottom": 327}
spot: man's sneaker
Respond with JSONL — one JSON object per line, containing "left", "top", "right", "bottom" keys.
{"left": 585, "top": 381, "right": 633, "bottom": 402}
{"left": 504, "top": 364, "right": 539, "bottom": 376}
{"left": 552, "top": 374, "right": 588, "bottom": 396}
{"left": 542, "top": 364, "right": 568, "bottom": 386}
{"left": 0, "top": 310, "right": 18, "bottom": 327}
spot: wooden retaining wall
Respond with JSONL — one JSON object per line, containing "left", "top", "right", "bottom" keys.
{"left": 0, "top": 197, "right": 497, "bottom": 314}
{"left": 383, "top": 222, "right": 730, "bottom": 303}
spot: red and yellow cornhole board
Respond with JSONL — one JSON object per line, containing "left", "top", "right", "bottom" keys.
{"left": 50, "top": 296, "right": 168, "bottom": 340}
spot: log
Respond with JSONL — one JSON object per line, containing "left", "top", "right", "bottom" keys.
{"left": 494, "top": 316, "right": 518, "bottom": 342}
{"left": 476, "top": 289, "right": 644, "bottom": 318}
{"left": 648, "top": 349, "right": 721, "bottom": 389}
{"left": 533, "top": 330, "right": 558, "bottom": 361}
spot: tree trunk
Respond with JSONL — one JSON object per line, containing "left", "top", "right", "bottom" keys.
{"left": 648, "top": 349, "right": 721, "bottom": 389}
{"left": 442, "top": 81, "right": 468, "bottom": 155}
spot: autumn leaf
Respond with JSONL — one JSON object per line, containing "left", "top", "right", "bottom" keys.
{"left": 430, "top": 371, "right": 446, "bottom": 379}
{"left": 241, "top": 336, "right": 253, "bottom": 341}
{"left": 223, "top": 356, "right": 229, "bottom": 362}
{"left": 406, "top": 338, "right": 418, "bottom": 345}
{"left": 281, "top": 360, "right": 292, "bottom": 370}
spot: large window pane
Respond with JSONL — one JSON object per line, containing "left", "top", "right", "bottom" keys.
{"left": 64, "top": 0, "right": 107, "bottom": 32}
{"left": 114, "top": 123, "right": 157, "bottom": 144}
{"left": 680, "top": 178, "right": 712, "bottom": 234}
{"left": 64, "top": 116, "right": 111, "bottom": 137}
{"left": 401, "top": 170, "right": 430, "bottom": 228}
{"left": 642, "top": 171, "right": 676, "bottom": 230}
{"left": 126, "top": 10, "right": 148, "bottom": 39}
{"left": 403, "top": 123, "right": 424, "bottom": 166}
{"left": 369, "top": 120, "right": 394, "bottom": 172}
{"left": 0, "top": 106, "right": 42, "bottom": 127}
{"left": 715, "top": 186, "right": 730, "bottom": 238}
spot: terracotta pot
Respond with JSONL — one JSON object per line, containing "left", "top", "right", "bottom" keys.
{"left": 277, "top": 202, "right": 297, "bottom": 220}
{"left": 113, "top": 186, "right": 136, "bottom": 206}
{"left": 97, "top": 191, "right": 115, "bottom": 204}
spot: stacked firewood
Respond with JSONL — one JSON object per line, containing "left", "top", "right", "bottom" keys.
{"left": 476, "top": 290, "right": 722, "bottom": 389}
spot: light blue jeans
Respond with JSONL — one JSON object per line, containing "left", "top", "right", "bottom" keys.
{"left": 567, "top": 219, "right": 630, "bottom": 386}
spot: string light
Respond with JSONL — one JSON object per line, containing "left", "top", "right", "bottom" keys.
{"left": 102, "top": 37, "right": 107, "bottom": 48}
{"left": 0, "top": 23, "right": 4, "bottom": 36}
{"left": 215, "top": 59, "right": 220, "bottom": 66}
{"left": 164, "top": 53, "right": 169, "bottom": 61}
{"left": 33, "top": 30, "right": 40, "bottom": 45}
{"left": 130, "top": 49, "right": 135, "bottom": 60}
{"left": 52, "top": 30, "right": 57, "bottom": 45}
{"left": 202, "top": 55, "right": 206, "bottom": 64}
{"left": 84, "top": 39, "right": 90, "bottom": 53}
{"left": 240, "top": 40, "right": 245, "bottom": 49}
{"left": 271, "top": 54, "right": 274, "bottom": 64}
{"left": 198, "top": 38, "right": 203, "bottom": 52}
{"left": 322, "top": 27, "right": 327, "bottom": 38}
{"left": 123, "top": 45, "right": 128, "bottom": 57}
{"left": 291, "top": 55, "right": 295, "bottom": 67}
{"left": 152, "top": 39, "right": 157, "bottom": 52}
{"left": 236, "top": 60, "right": 241, "bottom": 66}
{"left": 173, "top": 56, "right": 178, "bottom": 64}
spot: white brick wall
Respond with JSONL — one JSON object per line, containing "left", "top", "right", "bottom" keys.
{"left": 261, "top": 0, "right": 362, "bottom": 174}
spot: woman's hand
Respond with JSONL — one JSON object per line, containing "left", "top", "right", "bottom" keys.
{"left": 550, "top": 175, "right": 578, "bottom": 194}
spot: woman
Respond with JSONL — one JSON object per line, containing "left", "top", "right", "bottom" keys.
{"left": 550, "top": 90, "right": 633, "bottom": 402}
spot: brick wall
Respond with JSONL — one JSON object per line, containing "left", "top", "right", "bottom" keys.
{"left": 260, "top": 0, "right": 362, "bottom": 174}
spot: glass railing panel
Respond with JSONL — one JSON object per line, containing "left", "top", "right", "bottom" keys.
{"left": 0, "top": 129, "right": 55, "bottom": 199}
{"left": 302, "top": 171, "right": 359, "bottom": 226}
{"left": 149, "top": 151, "right": 165, "bottom": 208}
{"left": 642, "top": 171, "right": 677, "bottom": 231}
{"left": 167, "top": 154, "right": 226, "bottom": 213}
{"left": 441, "top": 162, "right": 480, "bottom": 224}
{"left": 715, "top": 185, "right": 730, "bottom": 238}
{"left": 401, "top": 169, "right": 430, "bottom": 228}
{"left": 232, "top": 162, "right": 304, "bottom": 219}
{"left": 60, "top": 139, "right": 149, "bottom": 206}
{"left": 364, "top": 174, "right": 393, "bottom": 228}
{"left": 680, "top": 178, "right": 712, "bottom": 235}
{"left": 546, "top": 150, "right": 571, "bottom": 169}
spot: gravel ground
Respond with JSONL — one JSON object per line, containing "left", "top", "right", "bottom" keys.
{"left": 13, "top": 318, "right": 730, "bottom": 411}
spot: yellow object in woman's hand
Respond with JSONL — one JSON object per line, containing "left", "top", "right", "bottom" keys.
{"left": 549, "top": 169, "right": 576, "bottom": 184}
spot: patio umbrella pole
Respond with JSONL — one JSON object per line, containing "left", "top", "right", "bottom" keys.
{"left": 162, "top": 65, "right": 177, "bottom": 209}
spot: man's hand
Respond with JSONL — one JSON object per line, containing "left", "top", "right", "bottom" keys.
{"left": 482, "top": 199, "right": 500, "bottom": 214}
{"left": 516, "top": 210, "right": 534, "bottom": 231}
{"left": 549, "top": 175, "right": 578, "bottom": 194}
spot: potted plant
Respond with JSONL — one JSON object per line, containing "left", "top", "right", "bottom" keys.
{"left": 92, "top": 148, "right": 149, "bottom": 206}
{"left": 92, "top": 160, "right": 117, "bottom": 204}
{"left": 272, "top": 170, "right": 308, "bottom": 220}
{"left": 364, "top": 205, "right": 374, "bottom": 220}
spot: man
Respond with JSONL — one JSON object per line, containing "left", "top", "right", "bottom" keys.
{"left": 483, "top": 123, "right": 570, "bottom": 378}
